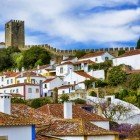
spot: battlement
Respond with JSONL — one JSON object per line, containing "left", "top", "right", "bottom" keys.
{"left": 24, "top": 44, "right": 136, "bottom": 56}
{"left": 6, "top": 20, "right": 24, "bottom": 24}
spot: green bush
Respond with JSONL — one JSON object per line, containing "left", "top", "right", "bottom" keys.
{"left": 71, "top": 98, "right": 86, "bottom": 104}
{"left": 108, "top": 66, "right": 127, "bottom": 86}
{"left": 30, "top": 97, "right": 52, "bottom": 109}
{"left": 90, "top": 91, "right": 97, "bottom": 97}
{"left": 59, "top": 94, "right": 69, "bottom": 103}
{"left": 11, "top": 98, "right": 27, "bottom": 104}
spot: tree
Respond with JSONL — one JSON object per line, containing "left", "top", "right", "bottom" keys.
{"left": 71, "top": 98, "right": 86, "bottom": 104}
{"left": 84, "top": 78, "right": 96, "bottom": 89}
{"left": 59, "top": 94, "right": 69, "bottom": 103}
{"left": 125, "top": 73, "right": 140, "bottom": 90}
{"left": 108, "top": 66, "right": 127, "bottom": 86}
{"left": 118, "top": 50, "right": 125, "bottom": 56}
{"left": 11, "top": 98, "right": 27, "bottom": 104}
{"left": 22, "top": 47, "right": 51, "bottom": 69}
{"left": 99, "top": 102, "right": 132, "bottom": 121}
{"left": 89, "top": 91, "right": 97, "bottom": 97}
{"left": 136, "top": 38, "right": 140, "bottom": 49}
{"left": 53, "top": 88, "right": 58, "bottom": 103}
{"left": 74, "top": 50, "right": 86, "bottom": 58}
{"left": 30, "top": 97, "right": 52, "bottom": 109}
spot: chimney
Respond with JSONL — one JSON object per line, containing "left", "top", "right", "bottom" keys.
{"left": 64, "top": 102, "right": 72, "bottom": 119}
{"left": 0, "top": 94, "right": 11, "bottom": 115}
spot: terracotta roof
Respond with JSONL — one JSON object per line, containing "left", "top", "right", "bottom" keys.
{"left": 2, "top": 83, "right": 39, "bottom": 88}
{"left": 43, "top": 78, "right": 55, "bottom": 83}
{"left": 11, "top": 104, "right": 53, "bottom": 126}
{"left": 37, "top": 119, "right": 118, "bottom": 136}
{"left": 117, "top": 49, "right": 140, "bottom": 58}
{"left": 58, "top": 85, "right": 73, "bottom": 89}
{"left": 74, "top": 71, "right": 93, "bottom": 79}
{"left": 36, "top": 104, "right": 108, "bottom": 121}
{"left": 16, "top": 71, "right": 46, "bottom": 78}
{"left": 0, "top": 111, "right": 35, "bottom": 126}
{"left": 79, "top": 51, "right": 105, "bottom": 60}
{"left": 59, "top": 61, "right": 73, "bottom": 66}
{"left": 63, "top": 57, "right": 76, "bottom": 61}
{"left": 36, "top": 135, "right": 63, "bottom": 140}
{"left": 3, "top": 71, "right": 20, "bottom": 77}
{"left": 74, "top": 60, "right": 95, "bottom": 65}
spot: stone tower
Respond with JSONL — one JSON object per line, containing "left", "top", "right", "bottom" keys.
{"left": 5, "top": 20, "right": 25, "bottom": 48}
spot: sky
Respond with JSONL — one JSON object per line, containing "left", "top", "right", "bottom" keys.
{"left": 0, "top": 0, "right": 140, "bottom": 50}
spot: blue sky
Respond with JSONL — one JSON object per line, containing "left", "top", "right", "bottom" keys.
{"left": 0, "top": 0, "right": 140, "bottom": 49}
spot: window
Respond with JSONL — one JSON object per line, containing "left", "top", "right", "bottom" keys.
{"left": 10, "top": 89, "right": 12, "bottom": 93}
{"left": 105, "top": 57, "right": 109, "bottom": 61}
{"left": 7, "top": 80, "right": 9, "bottom": 84}
{"left": 31, "top": 79, "right": 35, "bottom": 84}
{"left": 1, "top": 77, "right": 4, "bottom": 81}
{"left": 68, "top": 82, "right": 70, "bottom": 85}
{"left": 24, "top": 79, "right": 27, "bottom": 83}
{"left": 17, "top": 80, "right": 20, "bottom": 84}
{"left": 45, "top": 84, "right": 47, "bottom": 88}
{"left": 95, "top": 58, "right": 98, "bottom": 62}
{"left": 74, "top": 81, "right": 76, "bottom": 85}
{"left": 62, "top": 90, "right": 65, "bottom": 94}
{"left": 28, "top": 88, "right": 32, "bottom": 93}
{"left": 36, "top": 88, "right": 39, "bottom": 93}
{"left": 16, "top": 89, "right": 19, "bottom": 93}
{"left": 11, "top": 79, "right": 13, "bottom": 84}
{"left": 60, "top": 67, "right": 63, "bottom": 73}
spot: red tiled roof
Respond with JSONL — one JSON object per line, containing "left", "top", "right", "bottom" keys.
{"left": 59, "top": 61, "right": 74, "bottom": 66}
{"left": 74, "top": 60, "right": 95, "bottom": 65}
{"left": 36, "top": 104, "right": 108, "bottom": 121}
{"left": 118, "top": 49, "right": 140, "bottom": 58}
{"left": 2, "top": 83, "right": 39, "bottom": 88}
{"left": 63, "top": 57, "right": 75, "bottom": 61}
{"left": 16, "top": 71, "right": 46, "bottom": 78}
{"left": 3, "top": 71, "right": 20, "bottom": 77}
{"left": 11, "top": 104, "right": 53, "bottom": 126}
{"left": 43, "top": 78, "right": 55, "bottom": 83}
{"left": 37, "top": 119, "right": 118, "bottom": 136}
{"left": 58, "top": 85, "right": 73, "bottom": 89}
{"left": 74, "top": 71, "right": 93, "bottom": 79}
{"left": 79, "top": 51, "right": 105, "bottom": 60}
{"left": 0, "top": 111, "right": 35, "bottom": 126}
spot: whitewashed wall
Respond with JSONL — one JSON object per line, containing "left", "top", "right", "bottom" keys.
{"left": 113, "top": 54, "right": 140, "bottom": 70}
{"left": 88, "top": 70, "right": 105, "bottom": 80}
{"left": 0, "top": 126, "right": 33, "bottom": 140}
{"left": 88, "top": 135, "right": 116, "bottom": 140}
{"left": 58, "top": 87, "right": 75, "bottom": 95}
{"left": 79, "top": 52, "right": 114, "bottom": 63}
{"left": 25, "top": 85, "right": 40, "bottom": 99}
{"left": 64, "top": 72, "right": 89, "bottom": 85}
{"left": 91, "top": 121, "right": 110, "bottom": 130}
{"left": 43, "top": 77, "right": 64, "bottom": 96}
{"left": 56, "top": 64, "right": 74, "bottom": 77}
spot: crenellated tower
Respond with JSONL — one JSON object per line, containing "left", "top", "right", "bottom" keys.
{"left": 5, "top": 20, "right": 25, "bottom": 48}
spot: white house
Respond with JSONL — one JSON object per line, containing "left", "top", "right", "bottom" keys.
{"left": 74, "top": 59, "right": 95, "bottom": 72}
{"left": 61, "top": 56, "right": 78, "bottom": 64}
{"left": 113, "top": 49, "right": 140, "bottom": 70}
{"left": 42, "top": 77, "right": 64, "bottom": 96}
{"left": 15, "top": 71, "right": 46, "bottom": 85}
{"left": 58, "top": 85, "right": 75, "bottom": 95}
{"left": 0, "top": 83, "right": 41, "bottom": 100}
{"left": 0, "top": 93, "right": 35, "bottom": 140}
{"left": 0, "top": 71, "right": 19, "bottom": 87}
{"left": 64, "top": 70, "right": 93, "bottom": 85}
{"left": 56, "top": 62, "right": 74, "bottom": 77}
{"left": 79, "top": 51, "right": 114, "bottom": 63}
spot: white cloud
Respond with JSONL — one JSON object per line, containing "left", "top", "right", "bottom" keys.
{"left": 0, "top": 0, "right": 139, "bottom": 47}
